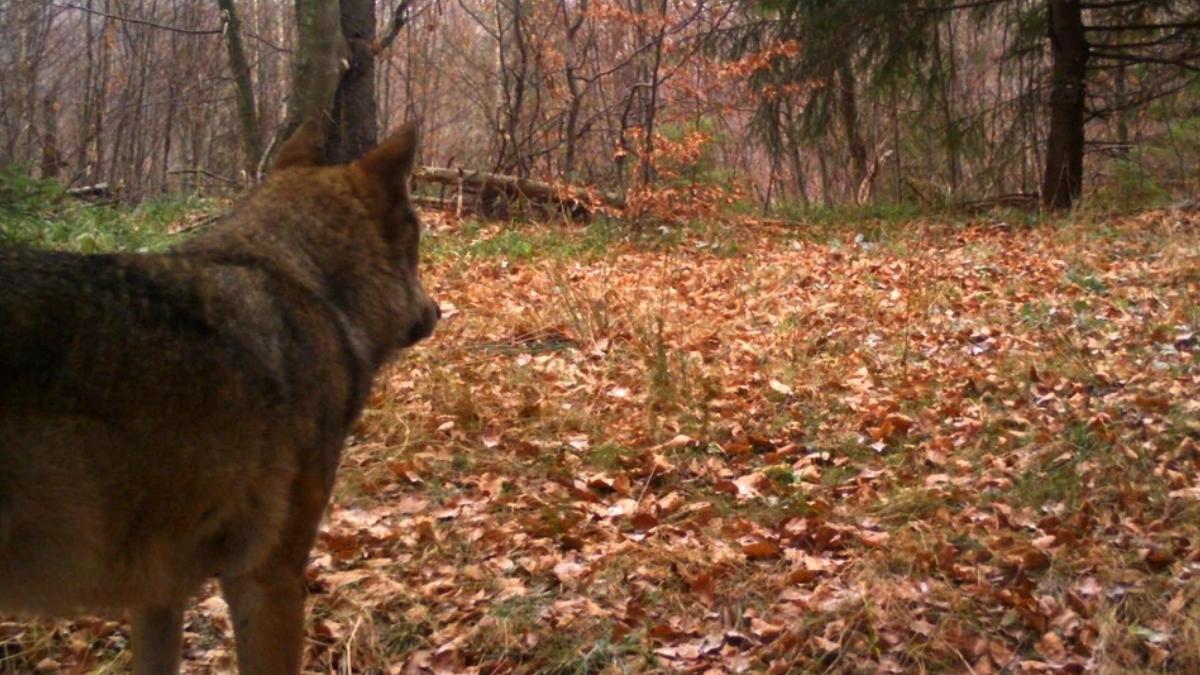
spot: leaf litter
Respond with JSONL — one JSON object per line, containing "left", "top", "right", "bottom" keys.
{"left": 6, "top": 211, "right": 1200, "bottom": 673}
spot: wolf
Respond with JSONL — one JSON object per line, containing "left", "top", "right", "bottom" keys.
{"left": 0, "top": 122, "right": 438, "bottom": 674}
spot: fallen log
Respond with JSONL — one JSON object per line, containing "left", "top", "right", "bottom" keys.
{"left": 410, "top": 194, "right": 452, "bottom": 211}
{"left": 412, "top": 166, "right": 625, "bottom": 218}
{"left": 65, "top": 182, "right": 113, "bottom": 200}
{"left": 955, "top": 193, "right": 1039, "bottom": 214}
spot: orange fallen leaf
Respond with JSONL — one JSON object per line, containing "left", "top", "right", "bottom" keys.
{"left": 742, "top": 539, "right": 781, "bottom": 560}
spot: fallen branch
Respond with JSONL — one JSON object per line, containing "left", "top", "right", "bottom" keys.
{"left": 410, "top": 195, "right": 451, "bottom": 211}
{"left": 65, "top": 182, "right": 113, "bottom": 200}
{"left": 955, "top": 193, "right": 1040, "bottom": 213}
{"left": 168, "top": 168, "right": 241, "bottom": 186}
{"left": 413, "top": 166, "right": 625, "bottom": 217}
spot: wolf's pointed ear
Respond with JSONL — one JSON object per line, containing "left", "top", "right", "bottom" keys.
{"left": 357, "top": 124, "right": 419, "bottom": 193}
{"left": 272, "top": 119, "right": 327, "bottom": 171}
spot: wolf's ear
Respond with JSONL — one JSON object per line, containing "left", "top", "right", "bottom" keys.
{"left": 357, "top": 124, "right": 419, "bottom": 196}
{"left": 272, "top": 119, "right": 327, "bottom": 171}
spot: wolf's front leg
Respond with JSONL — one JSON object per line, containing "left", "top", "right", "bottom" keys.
{"left": 221, "top": 570, "right": 306, "bottom": 675}
{"left": 131, "top": 605, "right": 184, "bottom": 675}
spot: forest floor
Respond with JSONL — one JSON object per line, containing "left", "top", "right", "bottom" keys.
{"left": 3, "top": 207, "right": 1200, "bottom": 674}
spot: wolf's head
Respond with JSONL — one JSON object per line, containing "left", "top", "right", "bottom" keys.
{"left": 261, "top": 122, "right": 440, "bottom": 360}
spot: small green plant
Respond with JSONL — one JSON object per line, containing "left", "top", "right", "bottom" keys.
{"left": 0, "top": 164, "right": 65, "bottom": 223}
{"left": 1066, "top": 265, "right": 1108, "bottom": 295}
{"left": 764, "top": 465, "right": 796, "bottom": 486}
{"left": 584, "top": 443, "right": 633, "bottom": 469}
{"left": 1092, "top": 157, "right": 1171, "bottom": 212}
{"left": 1019, "top": 300, "right": 1054, "bottom": 329}
{"left": 471, "top": 228, "right": 538, "bottom": 260}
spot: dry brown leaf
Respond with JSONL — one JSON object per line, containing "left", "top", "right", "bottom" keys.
{"left": 742, "top": 539, "right": 781, "bottom": 560}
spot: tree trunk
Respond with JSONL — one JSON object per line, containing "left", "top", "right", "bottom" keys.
{"left": 837, "top": 58, "right": 868, "bottom": 203}
{"left": 494, "top": 0, "right": 531, "bottom": 176}
{"left": 282, "top": 0, "right": 348, "bottom": 153}
{"left": 329, "top": 0, "right": 377, "bottom": 163}
{"left": 560, "top": 0, "right": 588, "bottom": 182}
{"left": 217, "top": 0, "right": 263, "bottom": 179}
{"left": 639, "top": 0, "right": 667, "bottom": 188}
{"left": 1115, "top": 63, "right": 1129, "bottom": 155}
{"left": 817, "top": 142, "right": 833, "bottom": 207}
{"left": 782, "top": 105, "right": 810, "bottom": 207}
{"left": 1041, "top": 0, "right": 1089, "bottom": 210}
{"left": 933, "top": 20, "right": 961, "bottom": 193}
{"left": 40, "top": 98, "right": 62, "bottom": 179}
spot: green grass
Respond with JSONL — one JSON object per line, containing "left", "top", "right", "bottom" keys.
{"left": 583, "top": 443, "right": 635, "bottom": 470}
{"left": 381, "top": 618, "right": 432, "bottom": 655}
{"left": 1066, "top": 264, "right": 1108, "bottom": 295}
{"left": 1, "top": 166, "right": 212, "bottom": 253}
{"left": 426, "top": 219, "right": 620, "bottom": 263}
{"left": 768, "top": 200, "right": 941, "bottom": 244}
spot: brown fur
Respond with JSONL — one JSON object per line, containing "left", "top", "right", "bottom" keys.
{"left": 0, "top": 124, "right": 438, "bottom": 674}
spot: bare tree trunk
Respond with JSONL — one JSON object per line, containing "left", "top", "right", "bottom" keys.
{"left": 161, "top": 1, "right": 183, "bottom": 193}
{"left": 380, "top": 46, "right": 393, "bottom": 129}
{"left": 639, "top": 0, "right": 667, "bottom": 187}
{"left": 1042, "top": 0, "right": 1089, "bottom": 210}
{"left": 329, "top": 0, "right": 376, "bottom": 163}
{"left": 615, "top": 84, "right": 637, "bottom": 189}
{"left": 283, "top": 0, "right": 348, "bottom": 149}
{"left": 494, "top": 0, "right": 530, "bottom": 176}
{"left": 92, "top": 0, "right": 111, "bottom": 183}
{"left": 817, "top": 142, "right": 833, "bottom": 207}
{"left": 933, "top": 20, "right": 961, "bottom": 193}
{"left": 891, "top": 86, "right": 903, "bottom": 202}
{"left": 217, "top": 0, "right": 262, "bottom": 178}
{"left": 560, "top": 0, "right": 588, "bottom": 182}
{"left": 40, "top": 97, "right": 62, "bottom": 179}
{"left": 837, "top": 58, "right": 868, "bottom": 202}
{"left": 782, "top": 103, "right": 810, "bottom": 207}
{"left": 1115, "top": 63, "right": 1129, "bottom": 154}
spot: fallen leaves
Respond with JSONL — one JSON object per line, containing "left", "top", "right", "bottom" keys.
{"left": 8, "top": 213, "right": 1200, "bottom": 673}
{"left": 741, "top": 539, "right": 782, "bottom": 560}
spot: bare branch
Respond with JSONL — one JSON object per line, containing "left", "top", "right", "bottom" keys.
{"left": 1091, "top": 50, "right": 1200, "bottom": 72}
{"left": 52, "top": 2, "right": 222, "bottom": 35}
{"left": 377, "top": 0, "right": 417, "bottom": 54}
{"left": 1084, "top": 21, "right": 1200, "bottom": 32}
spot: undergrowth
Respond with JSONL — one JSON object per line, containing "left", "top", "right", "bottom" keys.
{"left": 0, "top": 165, "right": 210, "bottom": 253}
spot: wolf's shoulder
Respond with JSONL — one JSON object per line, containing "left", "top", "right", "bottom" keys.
{"left": 0, "top": 245, "right": 301, "bottom": 412}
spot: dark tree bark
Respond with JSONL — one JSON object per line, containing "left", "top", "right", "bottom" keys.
{"left": 817, "top": 142, "right": 833, "bottom": 207}
{"left": 281, "top": 1, "right": 411, "bottom": 166}
{"left": 217, "top": 0, "right": 262, "bottom": 179}
{"left": 493, "top": 0, "right": 531, "bottom": 176}
{"left": 282, "top": 0, "right": 347, "bottom": 151}
{"left": 1114, "top": 63, "right": 1129, "bottom": 154}
{"left": 1042, "top": 0, "right": 1090, "bottom": 210}
{"left": 639, "top": 0, "right": 668, "bottom": 188}
{"left": 837, "top": 58, "right": 869, "bottom": 202}
{"left": 932, "top": 20, "right": 961, "bottom": 193}
{"left": 779, "top": 99, "right": 810, "bottom": 207}
{"left": 329, "top": 0, "right": 377, "bottom": 163}
{"left": 560, "top": 0, "right": 588, "bottom": 182}
{"left": 40, "top": 98, "right": 63, "bottom": 179}
{"left": 83, "top": 0, "right": 112, "bottom": 185}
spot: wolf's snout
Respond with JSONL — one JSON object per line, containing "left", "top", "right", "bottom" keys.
{"left": 427, "top": 299, "right": 441, "bottom": 329}
{"left": 404, "top": 298, "right": 440, "bottom": 346}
